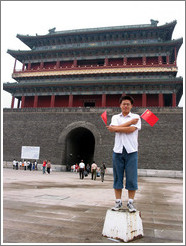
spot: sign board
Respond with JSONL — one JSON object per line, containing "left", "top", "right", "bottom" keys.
{"left": 21, "top": 146, "right": 40, "bottom": 160}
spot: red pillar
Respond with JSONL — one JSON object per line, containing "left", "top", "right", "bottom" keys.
{"left": 22, "top": 63, "right": 25, "bottom": 71}
{"left": 50, "top": 95, "right": 55, "bottom": 107}
{"left": 142, "top": 57, "right": 146, "bottom": 65}
{"left": 11, "top": 96, "right": 15, "bottom": 108}
{"left": 123, "top": 57, "right": 127, "bottom": 66}
{"left": 40, "top": 62, "right": 44, "bottom": 70}
{"left": 166, "top": 55, "right": 170, "bottom": 64}
{"left": 56, "top": 60, "right": 60, "bottom": 69}
{"left": 142, "top": 93, "right": 147, "bottom": 107}
{"left": 21, "top": 96, "right": 25, "bottom": 108}
{"left": 33, "top": 95, "right": 38, "bottom": 108}
{"left": 73, "top": 59, "right": 77, "bottom": 67}
{"left": 158, "top": 93, "right": 164, "bottom": 107}
{"left": 28, "top": 62, "right": 31, "bottom": 70}
{"left": 158, "top": 56, "right": 162, "bottom": 65}
{"left": 102, "top": 94, "right": 106, "bottom": 107}
{"left": 68, "top": 94, "right": 73, "bottom": 107}
{"left": 172, "top": 93, "right": 176, "bottom": 107}
{"left": 104, "top": 58, "right": 109, "bottom": 66}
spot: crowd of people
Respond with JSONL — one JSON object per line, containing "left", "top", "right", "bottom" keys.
{"left": 42, "top": 160, "right": 52, "bottom": 174}
{"left": 12, "top": 159, "right": 38, "bottom": 171}
{"left": 71, "top": 160, "right": 107, "bottom": 182}
{"left": 12, "top": 159, "right": 52, "bottom": 174}
{"left": 12, "top": 158, "right": 106, "bottom": 181}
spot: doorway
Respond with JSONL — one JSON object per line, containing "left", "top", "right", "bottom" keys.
{"left": 65, "top": 127, "right": 95, "bottom": 170}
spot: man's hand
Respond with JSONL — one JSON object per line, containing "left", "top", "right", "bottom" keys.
{"left": 106, "top": 125, "right": 117, "bottom": 132}
{"left": 130, "top": 118, "right": 139, "bottom": 125}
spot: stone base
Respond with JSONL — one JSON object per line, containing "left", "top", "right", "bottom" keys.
{"left": 102, "top": 209, "right": 144, "bottom": 242}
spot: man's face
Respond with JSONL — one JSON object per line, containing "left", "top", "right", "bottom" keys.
{"left": 120, "top": 99, "right": 133, "bottom": 115}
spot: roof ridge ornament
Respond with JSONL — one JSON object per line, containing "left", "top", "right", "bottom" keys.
{"left": 48, "top": 27, "right": 56, "bottom": 34}
{"left": 150, "top": 19, "right": 159, "bottom": 26}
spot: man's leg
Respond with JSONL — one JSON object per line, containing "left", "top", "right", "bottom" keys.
{"left": 128, "top": 190, "right": 136, "bottom": 199}
{"left": 114, "top": 189, "right": 122, "bottom": 199}
{"left": 112, "top": 151, "right": 125, "bottom": 211}
{"left": 125, "top": 151, "right": 138, "bottom": 212}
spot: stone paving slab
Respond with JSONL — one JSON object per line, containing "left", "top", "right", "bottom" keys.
{"left": 2, "top": 168, "right": 184, "bottom": 244}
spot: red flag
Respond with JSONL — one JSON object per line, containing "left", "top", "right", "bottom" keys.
{"left": 141, "top": 109, "right": 159, "bottom": 127}
{"left": 101, "top": 110, "right": 107, "bottom": 125}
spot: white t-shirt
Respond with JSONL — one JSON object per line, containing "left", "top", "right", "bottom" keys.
{"left": 111, "top": 112, "right": 141, "bottom": 153}
{"left": 79, "top": 162, "right": 85, "bottom": 168}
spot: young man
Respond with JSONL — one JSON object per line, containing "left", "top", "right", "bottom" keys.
{"left": 79, "top": 160, "right": 85, "bottom": 179}
{"left": 107, "top": 95, "right": 141, "bottom": 212}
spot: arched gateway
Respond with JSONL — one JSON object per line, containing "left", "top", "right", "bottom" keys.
{"left": 58, "top": 121, "right": 102, "bottom": 170}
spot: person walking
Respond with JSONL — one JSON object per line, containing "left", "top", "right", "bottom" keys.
{"left": 42, "top": 160, "right": 47, "bottom": 174}
{"left": 91, "top": 161, "right": 97, "bottom": 180}
{"left": 79, "top": 160, "right": 85, "bottom": 179}
{"left": 75, "top": 163, "right": 79, "bottom": 173}
{"left": 34, "top": 160, "right": 38, "bottom": 170}
{"left": 19, "top": 160, "right": 22, "bottom": 170}
{"left": 100, "top": 162, "right": 107, "bottom": 182}
{"left": 12, "top": 159, "right": 16, "bottom": 169}
{"left": 47, "top": 160, "right": 51, "bottom": 174}
{"left": 24, "top": 160, "right": 27, "bottom": 170}
{"left": 106, "top": 95, "right": 141, "bottom": 212}
{"left": 86, "top": 163, "right": 90, "bottom": 174}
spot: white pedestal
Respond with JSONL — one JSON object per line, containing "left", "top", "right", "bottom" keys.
{"left": 102, "top": 209, "right": 144, "bottom": 242}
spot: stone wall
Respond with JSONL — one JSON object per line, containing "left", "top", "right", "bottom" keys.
{"left": 3, "top": 107, "right": 183, "bottom": 170}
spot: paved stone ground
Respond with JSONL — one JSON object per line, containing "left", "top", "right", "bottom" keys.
{"left": 3, "top": 168, "right": 184, "bottom": 244}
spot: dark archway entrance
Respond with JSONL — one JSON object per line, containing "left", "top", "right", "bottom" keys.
{"left": 65, "top": 127, "right": 95, "bottom": 170}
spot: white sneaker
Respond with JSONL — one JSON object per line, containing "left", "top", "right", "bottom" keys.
{"left": 111, "top": 201, "right": 123, "bottom": 211}
{"left": 127, "top": 201, "right": 136, "bottom": 212}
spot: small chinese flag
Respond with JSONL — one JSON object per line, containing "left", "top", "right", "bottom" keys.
{"left": 141, "top": 109, "right": 159, "bottom": 127}
{"left": 101, "top": 110, "right": 107, "bottom": 125}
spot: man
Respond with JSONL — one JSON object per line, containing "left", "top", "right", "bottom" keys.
{"left": 79, "top": 160, "right": 85, "bottom": 179}
{"left": 12, "top": 159, "right": 16, "bottom": 169}
{"left": 91, "top": 161, "right": 97, "bottom": 180}
{"left": 107, "top": 95, "right": 141, "bottom": 212}
{"left": 100, "top": 162, "right": 106, "bottom": 182}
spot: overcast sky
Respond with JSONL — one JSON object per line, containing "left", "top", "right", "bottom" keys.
{"left": 1, "top": 1, "right": 185, "bottom": 108}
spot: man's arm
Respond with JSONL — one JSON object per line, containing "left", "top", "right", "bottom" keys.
{"left": 117, "top": 118, "right": 138, "bottom": 127}
{"left": 106, "top": 118, "right": 139, "bottom": 133}
{"left": 107, "top": 125, "right": 137, "bottom": 133}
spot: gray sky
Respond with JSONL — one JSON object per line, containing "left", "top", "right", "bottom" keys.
{"left": 1, "top": 1, "right": 185, "bottom": 107}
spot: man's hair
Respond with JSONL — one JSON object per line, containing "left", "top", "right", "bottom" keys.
{"left": 119, "top": 95, "right": 134, "bottom": 105}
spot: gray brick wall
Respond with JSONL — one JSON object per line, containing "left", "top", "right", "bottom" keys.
{"left": 3, "top": 107, "right": 183, "bottom": 170}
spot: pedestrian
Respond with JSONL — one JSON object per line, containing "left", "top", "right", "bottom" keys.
{"left": 16, "top": 160, "right": 18, "bottom": 170}
{"left": 12, "top": 159, "right": 16, "bottom": 169}
{"left": 75, "top": 163, "right": 79, "bottom": 173}
{"left": 86, "top": 163, "right": 90, "bottom": 174}
{"left": 79, "top": 160, "right": 85, "bottom": 179}
{"left": 47, "top": 160, "right": 51, "bottom": 174}
{"left": 33, "top": 161, "right": 35, "bottom": 170}
{"left": 107, "top": 95, "right": 141, "bottom": 212}
{"left": 71, "top": 164, "right": 75, "bottom": 172}
{"left": 42, "top": 160, "right": 47, "bottom": 174}
{"left": 27, "top": 160, "right": 30, "bottom": 170}
{"left": 91, "top": 161, "right": 97, "bottom": 180}
{"left": 22, "top": 161, "right": 24, "bottom": 170}
{"left": 19, "top": 160, "right": 22, "bottom": 170}
{"left": 34, "top": 160, "right": 38, "bottom": 170}
{"left": 100, "top": 162, "right": 107, "bottom": 182}
{"left": 24, "top": 160, "right": 27, "bottom": 170}
{"left": 29, "top": 161, "right": 32, "bottom": 171}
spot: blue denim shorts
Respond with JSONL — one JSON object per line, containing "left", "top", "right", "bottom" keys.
{"left": 112, "top": 147, "right": 138, "bottom": 190}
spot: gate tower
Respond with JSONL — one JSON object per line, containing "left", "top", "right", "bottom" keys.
{"left": 4, "top": 20, "right": 183, "bottom": 109}
{"left": 3, "top": 20, "right": 183, "bottom": 170}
